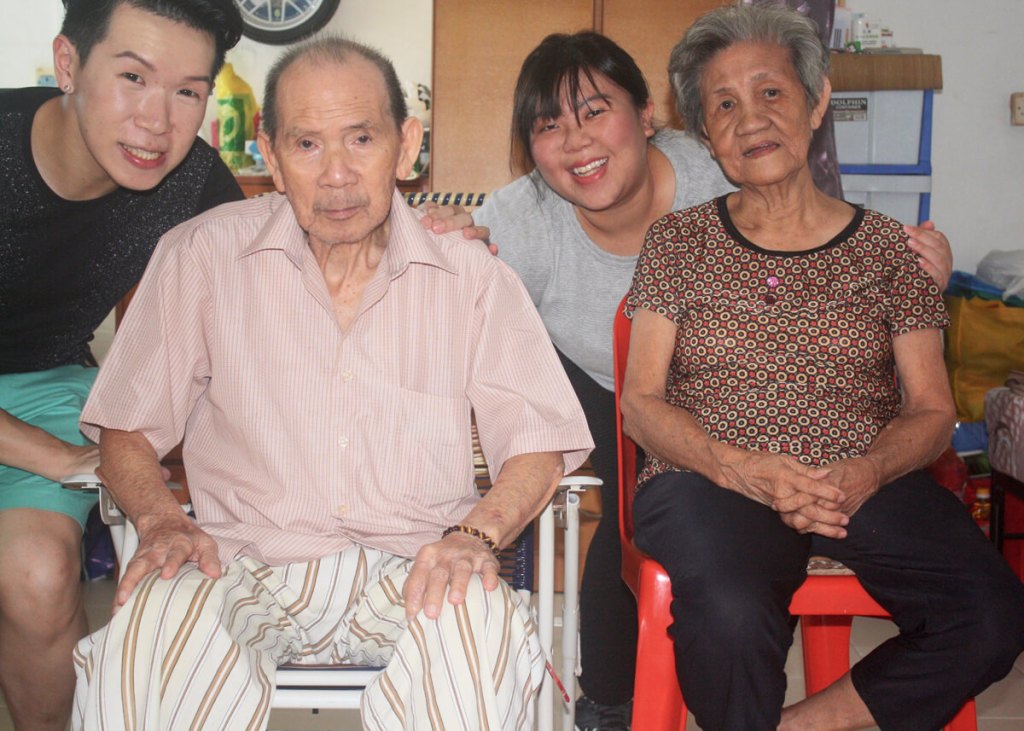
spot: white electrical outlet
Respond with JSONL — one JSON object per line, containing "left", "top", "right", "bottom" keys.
{"left": 1012, "top": 92, "right": 1024, "bottom": 126}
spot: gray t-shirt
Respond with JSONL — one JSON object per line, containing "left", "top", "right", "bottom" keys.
{"left": 474, "top": 129, "right": 734, "bottom": 391}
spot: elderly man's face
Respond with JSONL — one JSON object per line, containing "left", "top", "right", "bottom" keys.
{"left": 259, "top": 56, "right": 421, "bottom": 251}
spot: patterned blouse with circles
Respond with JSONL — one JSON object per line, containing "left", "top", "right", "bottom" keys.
{"left": 625, "top": 196, "right": 949, "bottom": 486}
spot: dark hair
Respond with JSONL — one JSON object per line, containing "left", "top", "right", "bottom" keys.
{"left": 669, "top": 3, "right": 829, "bottom": 138}
{"left": 60, "top": 0, "right": 243, "bottom": 79}
{"left": 261, "top": 35, "right": 407, "bottom": 143}
{"left": 510, "top": 31, "right": 651, "bottom": 175}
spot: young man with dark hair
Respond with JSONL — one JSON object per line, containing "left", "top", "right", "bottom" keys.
{"left": 0, "top": 1, "right": 242, "bottom": 727}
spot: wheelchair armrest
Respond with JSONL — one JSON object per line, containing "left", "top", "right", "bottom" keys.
{"left": 60, "top": 472, "right": 103, "bottom": 492}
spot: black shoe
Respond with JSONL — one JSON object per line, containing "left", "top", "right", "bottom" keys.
{"left": 574, "top": 695, "right": 632, "bottom": 731}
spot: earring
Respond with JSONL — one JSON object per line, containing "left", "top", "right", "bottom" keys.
{"left": 63, "top": 83, "right": 72, "bottom": 93}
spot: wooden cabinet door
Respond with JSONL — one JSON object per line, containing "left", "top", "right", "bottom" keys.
{"left": 431, "top": 0, "right": 729, "bottom": 194}
{"left": 600, "top": 0, "right": 728, "bottom": 129}
{"left": 431, "top": 0, "right": 593, "bottom": 193}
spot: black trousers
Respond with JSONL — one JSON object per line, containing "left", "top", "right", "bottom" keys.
{"left": 556, "top": 351, "right": 637, "bottom": 705}
{"left": 633, "top": 469, "right": 1024, "bottom": 731}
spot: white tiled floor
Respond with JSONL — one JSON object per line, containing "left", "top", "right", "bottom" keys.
{"left": 3, "top": 578, "right": 1021, "bottom": 731}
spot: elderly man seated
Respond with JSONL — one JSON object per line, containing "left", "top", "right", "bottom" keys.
{"left": 73, "top": 36, "right": 593, "bottom": 731}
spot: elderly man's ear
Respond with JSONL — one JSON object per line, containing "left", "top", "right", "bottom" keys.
{"left": 396, "top": 116, "right": 424, "bottom": 182}
{"left": 257, "top": 130, "right": 283, "bottom": 193}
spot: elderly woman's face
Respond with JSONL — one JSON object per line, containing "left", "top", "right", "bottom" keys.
{"left": 698, "top": 41, "right": 829, "bottom": 189}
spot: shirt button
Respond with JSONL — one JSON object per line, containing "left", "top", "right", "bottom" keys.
{"left": 342, "top": 370, "right": 354, "bottom": 382}
{"left": 338, "top": 436, "right": 349, "bottom": 448}
{"left": 336, "top": 504, "right": 348, "bottom": 517}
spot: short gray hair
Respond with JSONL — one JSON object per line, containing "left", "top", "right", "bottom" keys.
{"left": 669, "top": 3, "right": 829, "bottom": 137}
{"left": 261, "top": 35, "right": 407, "bottom": 142}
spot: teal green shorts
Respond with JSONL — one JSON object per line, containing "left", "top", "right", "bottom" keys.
{"left": 0, "top": 365, "right": 99, "bottom": 528}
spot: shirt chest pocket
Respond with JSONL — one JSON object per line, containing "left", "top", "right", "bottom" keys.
{"left": 385, "top": 388, "right": 474, "bottom": 508}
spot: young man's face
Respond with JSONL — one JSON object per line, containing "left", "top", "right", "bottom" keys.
{"left": 62, "top": 2, "right": 217, "bottom": 192}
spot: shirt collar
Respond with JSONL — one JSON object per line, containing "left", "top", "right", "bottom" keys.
{"left": 383, "top": 189, "right": 457, "bottom": 277}
{"left": 238, "top": 190, "right": 457, "bottom": 277}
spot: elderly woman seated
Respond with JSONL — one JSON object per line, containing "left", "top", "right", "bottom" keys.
{"left": 620, "top": 5, "right": 1024, "bottom": 731}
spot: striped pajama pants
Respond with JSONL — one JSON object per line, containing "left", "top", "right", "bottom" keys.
{"left": 72, "top": 547, "right": 545, "bottom": 730}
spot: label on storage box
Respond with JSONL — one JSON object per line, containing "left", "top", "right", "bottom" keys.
{"left": 830, "top": 97, "right": 868, "bottom": 122}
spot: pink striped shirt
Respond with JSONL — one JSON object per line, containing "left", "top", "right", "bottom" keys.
{"left": 81, "top": 192, "right": 593, "bottom": 565}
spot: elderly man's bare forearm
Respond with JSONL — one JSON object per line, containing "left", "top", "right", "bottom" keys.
{"left": 463, "top": 450, "right": 564, "bottom": 549}
{"left": 98, "top": 428, "right": 183, "bottom": 523}
{"left": 99, "top": 428, "right": 222, "bottom": 610}
{"left": 404, "top": 451, "right": 564, "bottom": 619}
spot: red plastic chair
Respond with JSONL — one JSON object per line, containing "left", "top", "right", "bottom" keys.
{"left": 612, "top": 297, "right": 977, "bottom": 731}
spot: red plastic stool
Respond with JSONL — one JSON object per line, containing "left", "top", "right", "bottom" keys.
{"left": 791, "top": 569, "right": 978, "bottom": 730}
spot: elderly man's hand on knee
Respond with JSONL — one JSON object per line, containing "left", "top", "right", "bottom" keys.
{"left": 404, "top": 531, "right": 501, "bottom": 620}
{"left": 115, "top": 511, "right": 221, "bottom": 612}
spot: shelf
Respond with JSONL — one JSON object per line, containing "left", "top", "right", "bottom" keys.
{"left": 235, "top": 174, "right": 275, "bottom": 198}
{"left": 829, "top": 53, "right": 942, "bottom": 92}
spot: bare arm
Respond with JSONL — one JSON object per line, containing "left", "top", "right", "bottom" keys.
{"left": 906, "top": 221, "right": 953, "bottom": 291}
{"left": 403, "top": 450, "right": 563, "bottom": 619}
{"left": 620, "top": 308, "right": 849, "bottom": 538}
{"left": 819, "top": 328, "right": 956, "bottom": 517}
{"left": 0, "top": 407, "right": 99, "bottom": 482}
{"left": 99, "top": 428, "right": 221, "bottom": 609}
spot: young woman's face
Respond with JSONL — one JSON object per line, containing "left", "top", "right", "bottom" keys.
{"left": 528, "top": 71, "right": 655, "bottom": 214}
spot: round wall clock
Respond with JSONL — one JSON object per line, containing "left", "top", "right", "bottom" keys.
{"left": 235, "top": 0, "right": 341, "bottom": 45}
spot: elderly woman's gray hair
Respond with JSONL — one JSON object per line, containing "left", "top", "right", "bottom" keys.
{"left": 669, "top": 3, "right": 829, "bottom": 137}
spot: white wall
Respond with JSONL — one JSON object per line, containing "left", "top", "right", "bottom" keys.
{"left": 849, "top": 0, "right": 1024, "bottom": 274}
{"left": 0, "top": 1, "right": 434, "bottom": 141}
{"left": 0, "top": 3, "right": 67, "bottom": 86}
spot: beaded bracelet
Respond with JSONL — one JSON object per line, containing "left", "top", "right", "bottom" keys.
{"left": 442, "top": 524, "right": 501, "bottom": 557}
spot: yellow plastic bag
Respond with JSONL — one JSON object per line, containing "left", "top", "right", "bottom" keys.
{"left": 944, "top": 295, "right": 1024, "bottom": 421}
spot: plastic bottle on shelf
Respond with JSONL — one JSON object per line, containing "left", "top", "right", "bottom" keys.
{"left": 214, "top": 63, "right": 259, "bottom": 172}
{"left": 831, "top": 0, "right": 853, "bottom": 50}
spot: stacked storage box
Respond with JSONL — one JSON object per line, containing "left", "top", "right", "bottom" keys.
{"left": 829, "top": 53, "right": 943, "bottom": 225}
